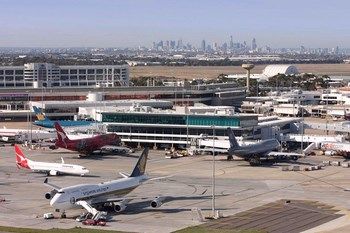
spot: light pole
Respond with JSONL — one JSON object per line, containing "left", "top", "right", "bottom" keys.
{"left": 28, "top": 93, "right": 32, "bottom": 147}
{"left": 301, "top": 102, "right": 304, "bottom": 155}
{"left": 186, "top": 95, "right": 190, "bottom": 149}
{"left": 211, "top": 125, "right": 216, "bottom": 218}
{"left": 26, "top": 91, "right": 29, "bottom": 145}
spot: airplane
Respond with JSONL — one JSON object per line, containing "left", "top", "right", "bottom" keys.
{"left": 321, "top": 142, "right": 350, "bottom": 158}
{"left": 54, "top": 122, "right": 129, "bottom": 157}
{"left": 0, "top": 126, "right": 55, "bottom": 143}
{"left": 227, "top": 128, "right": 303, "bottom": 166}
{"left": 33, "top": 106, "right": 93, "bottom": 128}
{"left": 14, "top": 145, "right": 89, "bottom": 176}
{"left": 44, "top": 148, "right": 168, "bottom": 219}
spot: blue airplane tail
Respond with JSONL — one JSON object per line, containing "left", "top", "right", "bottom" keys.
{"left": 227, "top": 128, "right": 240, "bottom": 150}
{"left": 33, "top": 106, "right": 49, "bottom": 121}
{"left": 130, "top": 147, "right": 149, "bottom": 177}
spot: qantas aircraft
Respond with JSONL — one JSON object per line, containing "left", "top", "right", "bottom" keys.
{"left": 15, "top": 145, "right": 89, "bottom": 176}
{"left": 54, "top": 122, "right": 128, "bottom": 157}
{"left": 44, "top": 148, "right": 169, "bottom": 219}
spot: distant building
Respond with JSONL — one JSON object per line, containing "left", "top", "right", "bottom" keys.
{"left": 227, "top": 64, "right": 300, "bottom": 81}
{"left": 0, "top": 63, "right": 129, "bottom": 88}
{"left": 251, "top": 38, "right": 257, "bottom": 51}
{"left": 262, "top": 65, "right": 299, "bottom": 77}
{"left": 230, "top": 35, "right": 234, "bottom": 49}
{"left": 201, "top": 40, "right": 206, "bottom": 52}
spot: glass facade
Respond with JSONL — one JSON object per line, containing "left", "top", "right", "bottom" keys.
{"left": 103, "top": 113, "right": 186, "bottom": 125}
{"left": 188, "top": 115, "right": 240, "bottom": 126}
{"left": 102, "top": 112, "right": 254, "bottom": 127}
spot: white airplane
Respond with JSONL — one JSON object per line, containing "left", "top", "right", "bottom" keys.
{"left": 44, "top": 148, "right": 167, "bottom": 219}
{"left": 15, "top": 145, "right": 89, "bottom": 176}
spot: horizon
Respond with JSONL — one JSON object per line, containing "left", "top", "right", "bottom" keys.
{"left": 1, "top": 0, "right": 350, "bottom": 48}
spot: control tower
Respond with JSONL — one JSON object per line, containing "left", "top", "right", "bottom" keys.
{"left": 242, "top": 64, "right": 255, "bottom": 94}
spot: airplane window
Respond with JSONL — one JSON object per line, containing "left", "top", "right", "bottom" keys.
{"left": 58, "top": 191, "right": 65, "bottom": 194}
{"left": 82, "top": 168, "right": 87, "bottom": 170}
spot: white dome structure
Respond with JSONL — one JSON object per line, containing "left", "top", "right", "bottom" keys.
{"left": 262, "top": 65, "right": 299, "bottom": 77}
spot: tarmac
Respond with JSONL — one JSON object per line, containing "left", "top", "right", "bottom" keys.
{"left": 1, "top": 145, "right": 350, "bottom": 232}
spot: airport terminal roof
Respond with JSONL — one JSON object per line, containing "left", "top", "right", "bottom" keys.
{"left": 262, "top": 65, "right": 299, "bottom": 77}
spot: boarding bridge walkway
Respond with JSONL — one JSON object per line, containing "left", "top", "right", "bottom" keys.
{"left": 281, "top": 134, "right": 345, "bottom": 144}
{"left": 305, "top": 122, "right": 350, "bottom": 133}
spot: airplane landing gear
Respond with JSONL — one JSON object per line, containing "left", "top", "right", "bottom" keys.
{"left": 227, "top": 155, "right": 233, "bottom": 161}
{"left": 60, "top": 212, "right": 66, "bottom": 218}
{"left": 249, "top": 156, "right": 261, "bottom": 166}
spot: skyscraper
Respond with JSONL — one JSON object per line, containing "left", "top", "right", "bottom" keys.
{"left": 201, "top": 40, "right": 206, "bottom": 52}
{"left": 251, "top": 38, "right": 257, "bottom": 51}
{"left": 230, "top": 35, "right": 234, "bottom": 49}
{"left": 177, "top": 39, "right": 183, "bottom": 49}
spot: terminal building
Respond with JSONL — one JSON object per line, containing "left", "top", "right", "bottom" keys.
{"left": 0, "top": 63, "right": 129, "bottom": 88}
{"left": 0, "top": 82, "right": 246, "bottom": 121}
{"left": 90, "top": 105, "right": 301, "bottom": 148}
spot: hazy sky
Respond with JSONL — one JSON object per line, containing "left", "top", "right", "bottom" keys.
{"left": 1, "top": 0, "right": 349, "bottom": 48}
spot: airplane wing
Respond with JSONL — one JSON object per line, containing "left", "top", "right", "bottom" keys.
{"left": 44, "top": 178, "right": 62, "bottom": 191}
{"left": 267, "top": 151, "right": 305, "bottom": 158}
{"left": 190, "top": 147, "right": 229, "bottom": 154}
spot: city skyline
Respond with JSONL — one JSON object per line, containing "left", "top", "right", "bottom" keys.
{"left": 0, "top": 0, "right": 350, "bottom": 48}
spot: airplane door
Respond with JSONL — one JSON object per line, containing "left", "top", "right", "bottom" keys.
{"left": 70, "top": 197, "right": 76, "bottom": 204}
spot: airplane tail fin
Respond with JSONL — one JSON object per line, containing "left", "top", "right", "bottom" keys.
{"left": 54, "top": 122, "right": 71, "bottom": 144}
{"left": 33, "top": 106, "right": 48, "bottom": 121}
{"left": 227, "top": 128, "right": 240, "bottom": 150}
{"left": 14, "top": 145, "right": 30, "bottom": 169}
{"left": 130, "top": 147, "right": 149, "bottom": 177}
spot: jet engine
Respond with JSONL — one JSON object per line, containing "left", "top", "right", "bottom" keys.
{"left": 45, "top": 190, "right": 57, "bottom": 200}
{"left": 49, "top": 170, "right": 59, "bottom": 176}
{"left": 150, "top": 196, "right": 166, "bottom": 208}
{"left": 49, "top": 145, "right": 58, "bottom": 150}
{"left": 113, "top": 199, "right": 129, "bottom": 212}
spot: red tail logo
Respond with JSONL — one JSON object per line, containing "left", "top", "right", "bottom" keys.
{"left": 15, "top": 145, "right": 30, "bottom": 169}
{"left": 54, "top": 122, "right": 69, "bottom": 148}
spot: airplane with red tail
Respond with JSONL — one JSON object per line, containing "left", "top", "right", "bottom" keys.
{"left": 15, "top": 145, "right": 89, "bottom": 176}
{"left": 54, "top": 122, "right": 129, "bottom": 157}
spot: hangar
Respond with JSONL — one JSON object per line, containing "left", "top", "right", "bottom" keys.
{"left": 262, "top": 65, "right": 300, "bottom": 77}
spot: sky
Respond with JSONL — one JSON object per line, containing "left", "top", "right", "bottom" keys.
{"left": 0, "top": 0, "right": 350, "bottom": 48}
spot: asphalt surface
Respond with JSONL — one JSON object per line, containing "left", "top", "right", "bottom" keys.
{"left": 1, "top": 145, "right": 350, "bottom": 232}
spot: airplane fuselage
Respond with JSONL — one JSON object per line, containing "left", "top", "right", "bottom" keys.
{"left": 34, "top": 120, "right": 92, "bottom": 128}
{"left": 27, "top": 160, "right": 89, "bottom": 176}
{"left": 231, "top": 139, "right": 280, "bottom": 158}
{"left": 56, "top": 134, "right": 120, "bottom": 155}
{"left": 50, "top": 175, "right": 146, "bottom": 210}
